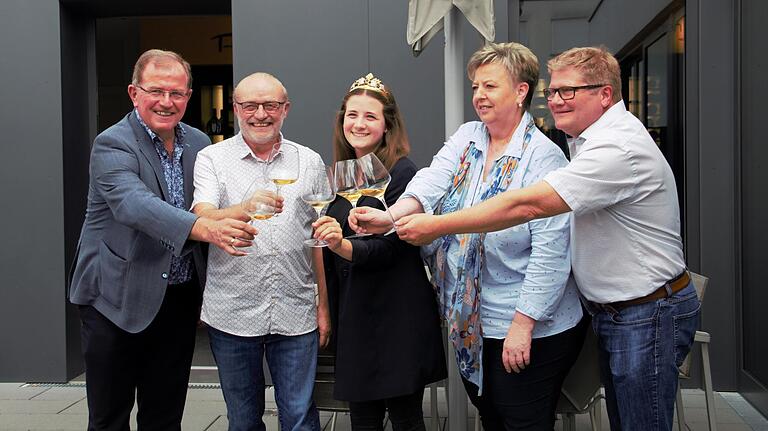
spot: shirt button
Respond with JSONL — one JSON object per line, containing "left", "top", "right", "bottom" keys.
{"left": 162, "top": 272, "right": 168, "bottom": 279}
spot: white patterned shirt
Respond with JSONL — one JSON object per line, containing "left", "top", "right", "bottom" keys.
{"left": 192, "top": 133, "right": 324, "bottom": 336}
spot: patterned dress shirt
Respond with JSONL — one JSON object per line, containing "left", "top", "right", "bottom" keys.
{"left": 135, "top": 110, "right": 193, "bottom": 284}
{"left": 192, "top": 133, "right": 325, "bottom": 337}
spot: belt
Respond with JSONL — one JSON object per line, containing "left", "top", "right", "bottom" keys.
{"left": 594, "top": 271, "right": 691, "bottom": 312}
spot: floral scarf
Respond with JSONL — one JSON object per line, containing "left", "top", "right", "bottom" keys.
{"left": 426, "top": 118, "right": 535, "bottom": 393}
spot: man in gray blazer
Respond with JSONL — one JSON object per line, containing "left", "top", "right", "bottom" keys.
{"left": 69, "top": 49, "right": 257, "bottom": 431}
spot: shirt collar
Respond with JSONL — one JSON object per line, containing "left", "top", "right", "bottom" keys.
{"left": 235, "top": 131, "right": 284, "bottom": 162}
{"left": 566, "top": 101, "right": 625, "bottom": 158}
{"left": 134, "top": 109, "right": 186, "bottom": 148}
{"left": 476, "top": 111, "right": 534, "bottom": 159}
{"left": 577, "top": 100, "right": 626, "bottom": 141}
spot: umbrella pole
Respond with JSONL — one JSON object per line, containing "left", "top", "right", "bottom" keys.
{"left": 444, "top": 6, "right": 469, "bottom": 431}
{"left": 444, "top": 5, "right": 465, "bottom": 139}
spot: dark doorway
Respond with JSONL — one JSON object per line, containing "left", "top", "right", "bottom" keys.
{"left": 60, "top": 0, "right": 232, "bottom": 382}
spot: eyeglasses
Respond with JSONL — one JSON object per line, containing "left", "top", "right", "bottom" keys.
{"left": 135, "top": 85, "right": 190, "bottom": 101}
{"left": 543, "top": 84, "right": 607, "bottom": 101}
{"left": 235, "top": 100, "right": 287, "bottom": 114}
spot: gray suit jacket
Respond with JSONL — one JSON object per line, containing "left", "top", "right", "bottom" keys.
{"left": 69, "top": 111, "right": 209, "bottom": 333}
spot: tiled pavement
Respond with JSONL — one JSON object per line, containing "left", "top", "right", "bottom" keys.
{"left": 1, "top": 382, "right": 767, "bottom": 431}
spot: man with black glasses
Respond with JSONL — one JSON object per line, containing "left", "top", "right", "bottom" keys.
{"left": 192, "top": 72, "right": 330, "bottom": 431}
{"left": 69, "top": 49, "right": 257, "bottom": 430}
{"left": 353, "top": 47, "right": 700, "bottom": 431}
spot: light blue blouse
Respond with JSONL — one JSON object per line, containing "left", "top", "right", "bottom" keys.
{"left": 402, "top": 112, "right": 582, "bottom": 339}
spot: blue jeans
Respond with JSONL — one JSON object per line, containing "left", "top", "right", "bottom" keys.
{"left": 208, "top": 327, "right": 321, "bottom": 431}
{"left": 588, "top": 282, "right": 700, "bottom": 431}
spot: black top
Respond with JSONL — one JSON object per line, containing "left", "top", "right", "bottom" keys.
{"left": 323, "top": 157, "right": 447, "bottom": 402}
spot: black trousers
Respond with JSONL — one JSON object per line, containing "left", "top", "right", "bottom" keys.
{"left": 348, "top": 388, "right": 426, "bottom": 431}
{"left": 462, "top": 316, "right": 589, "bottom": 431}
{"left": 79, "top": 282, "right": 200, "bottom": 431}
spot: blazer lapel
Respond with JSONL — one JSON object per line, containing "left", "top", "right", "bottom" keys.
{"left": 128, "top": 112, "right": 170, "bottom": 200}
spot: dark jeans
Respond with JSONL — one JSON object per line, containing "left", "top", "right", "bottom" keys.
{"left": 462, "top": 317, "right": 589, "bottom": 431}
{"left": 207, "top": 327, "right": 321, "bottom": 431}
{"left": 587, "top": 282, "right": 700, "bottom": 431}
{"left": 79, "top": 283, "right": 199, "bottom": 431}
{"left": 348, "top": 388, "right": 426, "bottom": 431}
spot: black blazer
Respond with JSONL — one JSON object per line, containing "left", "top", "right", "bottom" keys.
{"left": 323, "top": 157, "right": 447, "bottom": 402}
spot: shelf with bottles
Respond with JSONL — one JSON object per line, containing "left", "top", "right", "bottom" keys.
{"left": 200, "top": 84, "right": 234, "bottom": 143}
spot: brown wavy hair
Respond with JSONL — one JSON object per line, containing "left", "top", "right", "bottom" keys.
{"left": 332, "top": 88, "right": 410, "bottom": 170}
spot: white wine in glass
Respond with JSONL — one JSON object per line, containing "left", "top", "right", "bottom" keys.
{"left": 302, "top": 165, "right": 336, "bottom": 248}
{"left": 335, "top": 159, "right": 364, "bottom": 206}
{"left": 268, "top": 142, "right": 300, "bottom": 216}
{"left": 358, "top": 153, "right": 391, "bottom": 201}
{"left": 241, "top": 177, "right": 279, "bottom": 222}
{"left": 358, "top": 153, "right": 396, "bottom": 233}
{"left": 239, "top": 176, "right": 278, "bottom": 251}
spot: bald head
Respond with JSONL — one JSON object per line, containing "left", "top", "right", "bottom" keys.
{"left": 235, "top": 72, "right": 288, "bottom": 101}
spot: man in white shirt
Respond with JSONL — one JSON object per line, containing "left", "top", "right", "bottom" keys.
{"left": 192, "top": 72, "right": 330, "bottom": 431}
{"left": 352, "top": 47, "right": 700, "bottom": 431}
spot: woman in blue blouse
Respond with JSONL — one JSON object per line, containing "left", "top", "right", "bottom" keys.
{"left": 350, "top": 42, "right": 588, "bottom": 430}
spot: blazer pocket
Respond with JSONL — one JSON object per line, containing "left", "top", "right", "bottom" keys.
{"left": 98, "top": 241, "right": 129, "bottom": 309}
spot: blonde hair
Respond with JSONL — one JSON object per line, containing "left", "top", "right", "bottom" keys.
{"left": 466, "top": 42, "right": 539, "bottom": 109}
{"left": 548, "top": 46, "right": 622, "bottom": 103}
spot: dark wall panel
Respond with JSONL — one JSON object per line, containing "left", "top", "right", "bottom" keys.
{"left": 0, "top": 0, "right": 70, "bottom": 381}
{"left": 686, "top": 0, "right": 738, "bottom": 390}
{"left": 739, "top": 0, "right": 768, "bottom": 414}
{"left": 232, "top": 0, "right": 368, "bottom": 164}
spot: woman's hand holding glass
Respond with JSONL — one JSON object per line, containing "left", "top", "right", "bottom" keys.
{"left": 312, "top": 216, "right": 343, "bottom": 251}
{"left": 302, "top": 165, "right": 336, "bottom": 247}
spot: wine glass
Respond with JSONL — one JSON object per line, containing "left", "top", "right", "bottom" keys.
{"left": 334, "top": 159, "right": 364, "bottom": 208}
{"left": 335, "top": 159, "right": 368, "bottom": 238}
{"left": 268, "top": 142, "right": 300, "bottom": 216}
{"left": 239, "top": 175, "right": 279, "bottom": 251}
{"left": 302, "top": 165, "right": 336, "bottom": 248}
{"left": 357, "top": 153, "right": 396, "bottom": 233}
{"left": 241, "top": 175, "right": 279, "bottom": 222}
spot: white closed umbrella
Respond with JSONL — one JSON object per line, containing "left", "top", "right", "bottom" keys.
{"left": 407, "top": 0, "right": 495, "bottom": 56}
{"left": 406, "top": 2, "right": 495, "bottom": 431}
